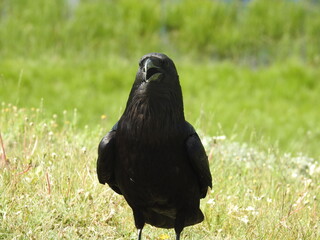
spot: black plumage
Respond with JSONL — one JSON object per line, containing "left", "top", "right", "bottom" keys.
{"left": 97, "top": 53, "right": 212, "bottom": 240}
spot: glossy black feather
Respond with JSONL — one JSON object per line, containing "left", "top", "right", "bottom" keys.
{"left": 97, "top": 53, "right": 212, "bottom": 239}
{"left": 96, "top": 123, "right": 121, "bottom": 194}
{"left": 185, "top": 122, "right": 213, "bottom": 198}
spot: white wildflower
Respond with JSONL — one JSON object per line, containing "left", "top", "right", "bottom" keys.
{"left": 253, "top": 195, "right": 264, "bottom": 201}
{"left": 207, "top": 199, "right": 215, "bottom": 205}
{"left": 228, "top": 204, "right": 239, "bottom": 214}
{"left": 81, "top": 147, "right": 87, "bottom": 154}
{"left": 213, "top": 135, "right": 226, "bottom": 141}
{"left": 246, "top": 206, "right": 255, "bottom": 211}
{"left": 239, "top": 215, "right": 249, "bottom": 224}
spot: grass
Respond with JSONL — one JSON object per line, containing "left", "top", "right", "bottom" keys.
{"left": 1, "top": 0, "right": 320, "bottom": 157}
{"left": 1, "top": 104, "right": 319, "bottom": 239}
{"left": 1, "top": 0, "right": 320, "bottom": 238}
{"left": 1, "top": 0, "right": 320, "bottom": 63}
{"left": 1, "top": 57, "right": 320, "bottom": 158}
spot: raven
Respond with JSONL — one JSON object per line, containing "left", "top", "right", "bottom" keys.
{"left": 97, "top": 53, "right": 212, "bottom": 240}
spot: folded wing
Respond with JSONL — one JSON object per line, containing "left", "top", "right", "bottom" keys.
{"left": 97, "top": 123, "right": 122, "bottom": 194}
{"left": 185, "top": 122, "right": 212, "bottom": 198}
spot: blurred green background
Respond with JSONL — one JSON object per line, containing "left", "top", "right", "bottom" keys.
{"left": 1, "top": 0, "right": 319, "bottom": 158}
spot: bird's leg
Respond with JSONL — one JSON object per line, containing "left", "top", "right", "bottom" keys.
{"left": 174, "top": 210, "right": 185, "bottom": 240}
{"left": 133, "top": 209, "right": 145, "bottom": 240}
{"left": 175, "top": 232, "right": 181, "bottom": 240}
{"left": 137, "top": 228, "right": 143, "bottom": 240}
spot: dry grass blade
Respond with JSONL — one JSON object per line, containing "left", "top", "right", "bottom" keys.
{"left": 0, "top": 132, "right": 9, "bottom": 167}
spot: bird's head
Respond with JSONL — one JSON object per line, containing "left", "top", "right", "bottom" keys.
{"left": 138, "top": 53, "right": 178, "bottom": 83}
{"left": 122, "top": 53, "right": 185, "bottom": 134}
{"left": 133, "top": 53, "right": 180, "bottom": 94}
{"left": 124, "top": 53, "right": 184, "bottom": 123}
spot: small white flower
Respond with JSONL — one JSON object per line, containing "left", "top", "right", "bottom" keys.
{"left": 207, "top": 198, "right": 215, "bottom": 205}
{"left": 214, "top": 135, "right": 226, "bottom": 141}
{"left": 239, "top": 215, "right": 249, "bottom": 224}
{"left": 252, "top": 211, "right": 259, "bottom": 216}
{"left": 228, "top": 204, "right": 239, "bottom": 214}
{"left": 246, "top": 206, "right": 255, "bottom": 211}
{"left": 303, "top": 178, "right": 312, "bottom": 187}
{"left": 25, "top": 177, "right": 32, "bottom": 183}
{"left": 253, "top": 195, "right": 264, "bottom": 201}
{"left": 81, "top": 147, "right": 87, "bottom": 154}
{"left": 15, "top": 211, "right": 22, "bottom": 215}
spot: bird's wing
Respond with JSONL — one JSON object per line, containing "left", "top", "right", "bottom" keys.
{"left": 97, "top": 122, "right": 122, "bottom": 194}
{"left": 185, "top": 122, "right": 212, "bottom": 198}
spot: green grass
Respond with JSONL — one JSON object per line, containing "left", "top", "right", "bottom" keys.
{"left": 1, "top": 0, "right": 320, "bottom": 238}
{"left": 1, "top": 0, "right": 320, "bottom": 62}
{"left": 1, "top": 0, "right": 320, "bottom": 157}
{"left": 1, "top": 105, "right": 319, "bottom": 239}
{"left": 1, "top": 57, "right": 320, "bottom": 157}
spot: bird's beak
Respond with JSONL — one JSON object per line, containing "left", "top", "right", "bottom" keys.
{"left": 144, "top": 58, "right": 162, "bottom": 82}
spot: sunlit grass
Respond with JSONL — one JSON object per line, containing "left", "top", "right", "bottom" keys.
{"left": 1, "top": 104, "right": 319, "bottom": 239}
{"left": 1, "top": 0, "right": 320, "bottom": 157}
{"left": 1, "top": 0, "right": 320, "bottom": 63}
{"left": 1, "top": 58, "right": 320, "bottom": 158}
{"left": 1, "top": 1, "right": 320, "bottom": 238}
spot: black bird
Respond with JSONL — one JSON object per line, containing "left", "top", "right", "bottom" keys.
{"left": 97, "top": 53, "right": 212, "bottom": 240}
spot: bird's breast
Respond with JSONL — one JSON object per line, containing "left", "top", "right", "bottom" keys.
{"left": 115, "top": 136, "right": 187, "bottom": 187}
